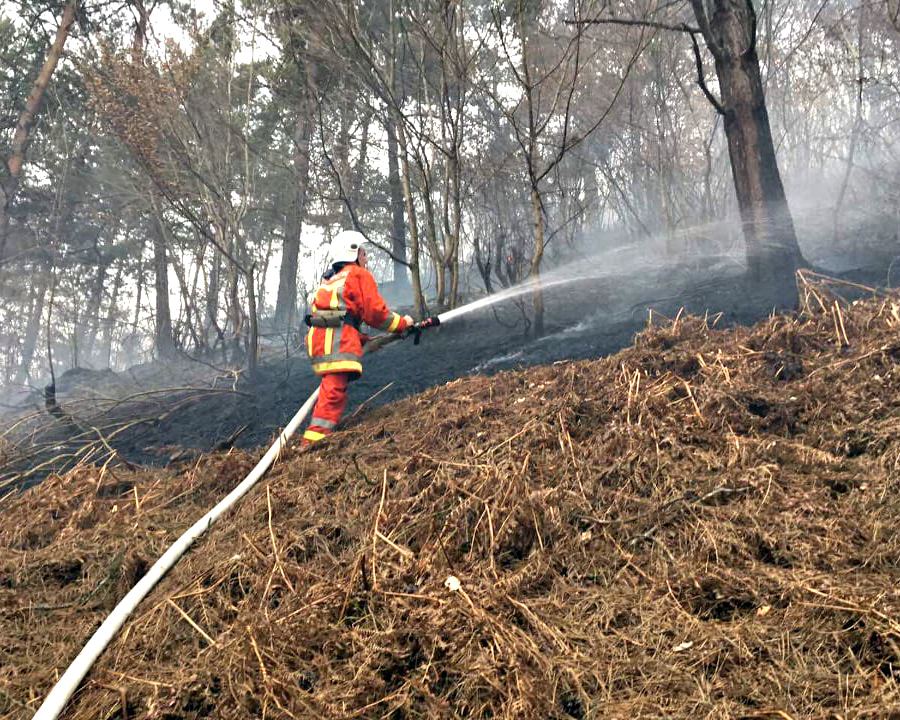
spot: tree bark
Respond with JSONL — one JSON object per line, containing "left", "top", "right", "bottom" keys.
{"left": 151, "top": 214, "right": 176, "bottom": 360}
{"left": 352, "top": 105, "right": 373, "bottom": 205}
{"left": 226, "top": 238, "right": 242, "bottom": 364}
{"left": 386, "top": 117, "right": 408, "bottom": 287}
{"left": 385, "top": 0, "right": 408, "bottom": 288}
{"left": 274, "top": 99, "right": 313, "bottom": 330}
{"left": 517, "top": 0, "right": 544, "bottom": 336}
{"left": 529, "top": 186, "right": 545, "bottom": 336}
{"left": 168, "top": 247, "right": 203, "bottom": 351}
{"left": 14, "top": 271, "right": 48, "bottom": 386}
{"left": 690, "top": 0, "right": 803, "bottom": 302}
{"left": 474, "top": 235, "right": 493, "bottom": 294}
{"left": 421, "top": 172, "right": 445, "bottom": 305}
{"left": 833, "top": 4, "right": 865, "bottom": 249}
{"left": 247, "top": 264, "right": 258, "bottom": 374}
{"left": 80, "top": 261, "right": 108, "bottom": 364}
{"left": 334, "top": 82, "right": 354, "bottom": 226}
{"left": 395, "top": 119, "right": 425, "bottom": 318}
{"left": 0, "top": 0, "right": 77, "bottom": 264}
{"left": 99, "top": 261, "right": 123, "bottom": 368}
{"left": 448, "top": 152, "right": 462, "bottom": 309}
{"left": 207, "top": 245, "right": 221, "bottom": 345}
{"left": 132, "top": 237, "right": 145, "bottom": 336}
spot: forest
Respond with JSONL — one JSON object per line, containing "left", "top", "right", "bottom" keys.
{"left": 0, "top": 0, "right": 898, "bottom": 394}
{"left": 5, "top": 2, "right": 900, "bottom": 718}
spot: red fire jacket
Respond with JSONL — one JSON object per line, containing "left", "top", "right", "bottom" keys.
{"left": 305, "top": 264, "right": 409, "bottom": 377}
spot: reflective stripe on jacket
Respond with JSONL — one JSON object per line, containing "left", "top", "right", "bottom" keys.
{"left": 305, "top": 263, "right": 409, "bottom": 377}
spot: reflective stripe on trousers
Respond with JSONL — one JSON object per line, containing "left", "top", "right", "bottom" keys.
{"left": 302, "top": 372, "right": 351, "bottom": 444}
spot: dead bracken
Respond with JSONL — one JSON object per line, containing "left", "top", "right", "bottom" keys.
{"left": 2, "top": 275, "right": 900, "bottom": 719}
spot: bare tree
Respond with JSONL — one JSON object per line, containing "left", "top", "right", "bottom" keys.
{"left": 273, "top": 90, "right": 313, "bottom": 330}
{"left": 149, "top": 197, "right": 176, "bottom": 359}
{"left": 309, "top": 0, "right": 428, "bottom": 316}
{"left": 489, "top": 0, "right": 643, "bottom": 334}
{"left": 688, "top": 0, "right": 803, "bottom": 300}
{"left": 0, "top": 0, "right": 77, "bottom": 265}
{"left": 400, "top": 0, "right": 474, "bottom": 310}
{"left": 89, "top": 4, "right": 263, "bottom": 369}
{"left": 832, "top": 1, "right": 866, "bottom": 249}
{"left": 576, "top": 0, "right": 805, "bottom": 303}
{"left": 13, "top": 267, "right": 49, "bottom": 385}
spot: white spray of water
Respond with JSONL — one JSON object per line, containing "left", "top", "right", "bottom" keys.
{"left": 436, "top": 240, "right": 743, "bottom": 325}
{"left": 437, "top": 275, "right": 581, "bottom": 324}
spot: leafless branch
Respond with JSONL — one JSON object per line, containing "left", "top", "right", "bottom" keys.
{"left": 565, "top": 17, "right": 699, "bottom": 34}
{"left": 312, "top": 93, "right": 410, "bottom": 268}
{"left": 745, "top": 0, "right": 758, "bottom": 57}
{"left": 688, "top": 0, "right": 723, "bottom": 57}
{"left": 690, "top": 32, "right": 727, "bottom": 115}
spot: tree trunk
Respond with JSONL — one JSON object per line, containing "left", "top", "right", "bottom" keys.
{"left": 14, "top": 271, "right": 47, "bottom": 386}
{"left": 169, "top": 248, "right": 202, "bottom": 351}
{"left": 718, "top": 58, "right": 801, "bottom": 282}
{"left": 702, "top": 124, "right": 717, "bottom": 220}
{"left": 386, "top": 117, "right": 408, "bottom": 286}
{"left": 131, "top": 237, "right": 145, "bottom": 336}
{"left": 395, "top": 120, "right": 425, "bottom": 318}
{"left": 421, "top": 177, "right": 445, "bottom": 306}
{"left": 352, "top": 106, "right": 373, "bottom": 205}
{"left": 99, "top": 262, "right": 123, "bottom": 368}
{"left": 151, "top": 215, "right": 176, "bottom": 360}
{"left": 833, "top": 4, "right": 865, "bottom": 250}
{"left": 274, "top": 103, "right": 312, "bottom": 330}
{"left": 448, "top": 152, "right": 462, "bottom": 309}
{"left": 474, "top": 235, "right": 493, "bottom": 294}
{"left": 226, "top": 241, "right": 242, "bottom": 364}
{"left": 189, "top": 240, "right": 205, "bottom": 339}
{"left": 440, "top": 145, "right": 452, "bottom": 308}
{"left": 386, "top": 0, "right": 408, "bottom": 288}
{"left": 246, "top": 264, "right": 258, "bottom": 374}
{"left": 80, "top": 262, "right": 108, "bottom": 365}
{"left": 413, "top": 141, "right": 445, "bottom": 306}
{"left": 529, "top": 186, "right": 545, "bottom": 337}
{"left": 334, "top": 83, "right": 354, "bottom": 226}
{"left": 67, "top": 286, "right": 80, "bottom": 369}
{"left": 256, "top": 229, "right": 272, "bottom": 322}
{"left": 691, "top": 0, "right": 802, "bottom": 303}
{"left": 518, "top": 0, "right": 545, "bottom": 336}
{"left": 0, "top": 0, "right": 77, "bottom": 264}
{"left": 207, "top": 245, "right": 221, "bottom": 344}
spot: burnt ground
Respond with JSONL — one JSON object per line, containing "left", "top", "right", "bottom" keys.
{"left": 1, "top": 250, "right": 884, "bottom": 491}
{"left": 1, "top": 276, "right": 900, "bottom": 718}
{"left": 0, "top": 255, "right": 702, "bottom": 489}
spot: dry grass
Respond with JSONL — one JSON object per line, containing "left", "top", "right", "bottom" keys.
{"left": 2, "top": 275, "right": 900, "bottom": 719}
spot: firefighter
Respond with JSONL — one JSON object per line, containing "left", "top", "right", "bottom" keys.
{"left": 302, "top": 230, "right": 413, "bottom": 445}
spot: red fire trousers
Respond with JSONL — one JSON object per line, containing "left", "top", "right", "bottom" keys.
{"left": 302, "top": 372, "right": 351, "bottom": 445}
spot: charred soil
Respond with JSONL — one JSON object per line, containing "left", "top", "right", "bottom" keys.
{"left": 0, "top": 260, "right": 785, "bottom": 489}
{"left": 2, "top": 277, "right": 900, "bottom": 718}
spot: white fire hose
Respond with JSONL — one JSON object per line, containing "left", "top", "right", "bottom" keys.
{"left": 32, "top": 315, "right": 446, "bottom": 719}
{"left": 32, "top": 387, "right": 320, "bottom": 720}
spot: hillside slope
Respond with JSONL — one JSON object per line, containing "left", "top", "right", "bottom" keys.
{"left": 2, "top": 281, "right": 900, "bottom": 719}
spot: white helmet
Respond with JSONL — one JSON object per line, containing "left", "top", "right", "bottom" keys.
{"left": 328, "top": 230, "right": 365, "bottom": 265}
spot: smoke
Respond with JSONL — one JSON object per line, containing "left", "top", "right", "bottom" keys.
{"left": 785, "top": 151, "right": 900, "bottom": 276}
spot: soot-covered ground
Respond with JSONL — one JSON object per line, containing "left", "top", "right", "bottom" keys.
{"left": 0, "top": 255, "right": 800, "bottom": 489}
{"left": 1, "top": 276, "right": 900, "bottom": 718}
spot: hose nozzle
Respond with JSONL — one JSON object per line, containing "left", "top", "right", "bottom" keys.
{"left": 411, "top": 316, "right": 441, "bottom": 344}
